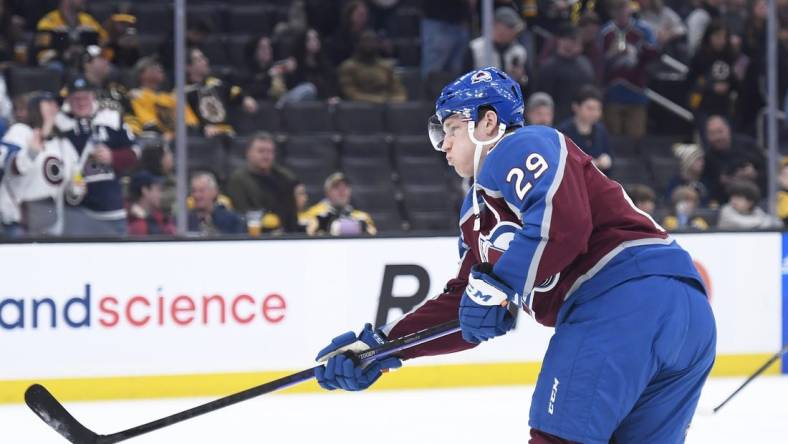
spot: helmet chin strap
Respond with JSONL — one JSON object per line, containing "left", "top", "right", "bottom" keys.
{"left": 467, "top": 121, "right": 507, "bottom": 231}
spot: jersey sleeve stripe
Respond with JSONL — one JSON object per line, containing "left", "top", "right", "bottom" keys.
{"left": 522, "top": 130, "right": 568, "bottom": 299}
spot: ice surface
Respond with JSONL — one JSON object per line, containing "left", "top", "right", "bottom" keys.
{"left": 2, "top": 376, "right": 786, "bottom": 443}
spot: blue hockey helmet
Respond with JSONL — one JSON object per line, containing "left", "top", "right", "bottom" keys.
{"left": 428, "top": 67, "right": 524, "bottom": 150}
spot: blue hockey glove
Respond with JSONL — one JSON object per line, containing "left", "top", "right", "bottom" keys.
{"left": 314, "top": 323, "right": 402, "bottom": 391}
{"left": 459, "top": 263, "right": 517, "bottom": 344}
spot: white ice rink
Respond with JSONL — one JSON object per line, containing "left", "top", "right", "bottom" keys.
{"left": 3, "top": 376, "right": 787, "bottom": 443}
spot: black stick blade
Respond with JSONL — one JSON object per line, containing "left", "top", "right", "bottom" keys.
{"left": 25, "top": 384, "right": 101, "bottom": 444}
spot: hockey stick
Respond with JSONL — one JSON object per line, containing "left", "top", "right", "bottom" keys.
{"left": 709, "top": 344, "right": 788, "bottom": 414}
{"left": 26, "top": 319, "right": 461, "bottom": 444}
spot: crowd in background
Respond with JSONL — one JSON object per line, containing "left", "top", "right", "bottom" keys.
{"left": 0, "top": 0, "right": 786, "bottom": 239}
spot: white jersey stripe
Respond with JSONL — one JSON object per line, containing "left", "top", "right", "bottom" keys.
{"left": 521, "top": 130, "right": 568, "bottom": 300}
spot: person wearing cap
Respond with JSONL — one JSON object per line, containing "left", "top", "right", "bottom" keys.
{"left": 524, "top": 92, "right": 555, "bottom": 126}
{"left": 127, "top": 170, "right": 175, "bottom": 236}
{"left": 79, "top": 44, "right": 133, "bottom": 120}
{"left": 103, "top": 8, "right": 140, "bottom": 68}
{"left": 464, "top": 7, "right": 528, "bottom": 89}
{"left": 34, "top": 0, "right": 107, "bottom": 69}
{"left": 128, "top": 56, "right": 198, "bottom": 139}
{"left": 225, "top": 132, "right": 299, "bottom": 233}
{"left": 303, "top": 172, "right": 376, "bottom": 236}
{"left": 0, "top": 92, "right": 77, "bottom": 236}
{"left": 534, "top": 23, "right": 595, "bottom": 123}
{"left": 56, "top": 76, "right": 138, "bottom": 236}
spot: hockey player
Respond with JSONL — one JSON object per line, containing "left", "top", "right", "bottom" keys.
{"left": 314, "top": 68, "right": 716, "bottom": 443}
{"left": 0, "top": 92, "right": 78, "bottom": 236}
{"left": 56, "top": 77, "right": 138, "bottom": 236}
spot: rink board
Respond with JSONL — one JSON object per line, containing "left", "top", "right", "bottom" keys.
{"left": 0, "top": 232, "right": 784, "bottom": 403}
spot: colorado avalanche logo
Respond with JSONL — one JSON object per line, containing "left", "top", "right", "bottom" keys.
{"left": 471, "top": 70, "right": 492, "bottom": 84}
{"left": 42, "top": 155, "right": 64, "bottom": 185}
{"left": 478, "top": 221, "right": 519, "bottom": 264}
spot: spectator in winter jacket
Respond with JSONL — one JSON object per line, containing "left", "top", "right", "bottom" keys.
{"left": 187, "top": 171, "right": 245, "bottom": 235}
{"left": 338, "top": 31, "right": 406, "bottom": 103}
{"left": 225, "top": 132, "right": 299, "bottom": 233}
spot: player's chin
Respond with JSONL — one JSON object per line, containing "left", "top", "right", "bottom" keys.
{"left": 453, "top": 165, "right": 473, "bottom": 178}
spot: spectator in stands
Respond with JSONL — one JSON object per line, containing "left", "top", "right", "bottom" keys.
{"left": 305, "top": 172, "right": 376, "bottom": 236}
{"left": 103, "top": 8, "right": 140, "bottom": 69}
{"left": 525, "top": 92, "right": 555, "bottom": 126}
{"left": 637, "top": 0, "right": 687, "bottom": 56}
{"left": 137, "top": 140, "right": 175, "bottom": 216}
{"left": 225, "top": 132, "right": 299, "bottom": 233}
{"left": 599, "top": 0, "right": 658, "bottom": 139}
{"left": 717, "top": 179, "right": 782, "bottom": 229}
{"left": 294, "top": 181, "right": 311, "bottom": 233}
{"left": 661, "top": 186, "right": 710, "bottom": 231}
{"left": 338, "top": 30, "right": 407, "bottom": 103}
{"left": 129, "top": 56, "right": 197, "bottom": 140}
{"left": 534, "top": 24, "right": 595, "bottom": 123}
{"left": 578, "top": 11, "right": 604, "bottom": 82}
{"left": 627, "top": 183, "right": 657, "bottom": 216}
{"left": 666, "top": 143, "right": 711, "bottom": 206}
{"left": 127, "top": 170, "right": 175, "bottom": 236}
{"left": 702, "top": 115, "right": 765, "bottom": 205}
{"left": 558, "top": 85, "right": 613, "bottom": 173}
{"left": 420, "top": 0, "right": 472, "bottom": 78}
{"left": 0, "top": 0, "right": 27, "bottom": 65}
{"left": 735, "top": 0, "right": 775, "bottom": 134}
{"left": 777, "top": 158, "right": 788, "bottom": 226}
{"left": 57, "top": 77, "right": 138, "bottom": 236}
{"left": 185, "top": 47, "right": 258, "bottom": 138}
{"left": 0, "top": 92, "right": 68, "bottom": 237}
{"left": 34, "top": 0, "right": 107, "bottom": 70}
{"left": 325, "top": 0, "right": 371, "bottom": 66}
{"left": 158, "top": 18, "right": 213, "bottom": 72}
{"left": 686, "top": 0, "right": 724, "bottom": 57}
{"left": 80, "top": 45, "right": 132, "bottom": 118}
{"left": 279, "top": 28, "right": 341, "bottom": 106}
{"left": 464, "top": 7, "right": 528, "bottom": 90}
{"left": 243, "top": 36, "right": 288, "bottom": 103}
{"left": 188, "top": 171, "right": 245, "bottom": 235}
{"left": 687, "top": 21, "right": 738, "bottom": 123}
{"left": 742, "top": 0, "right": 768, "bottom": 59}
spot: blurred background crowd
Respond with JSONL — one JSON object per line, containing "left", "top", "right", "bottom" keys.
{"left": 0, "top": 0, "right": 786, "bottom": 239}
